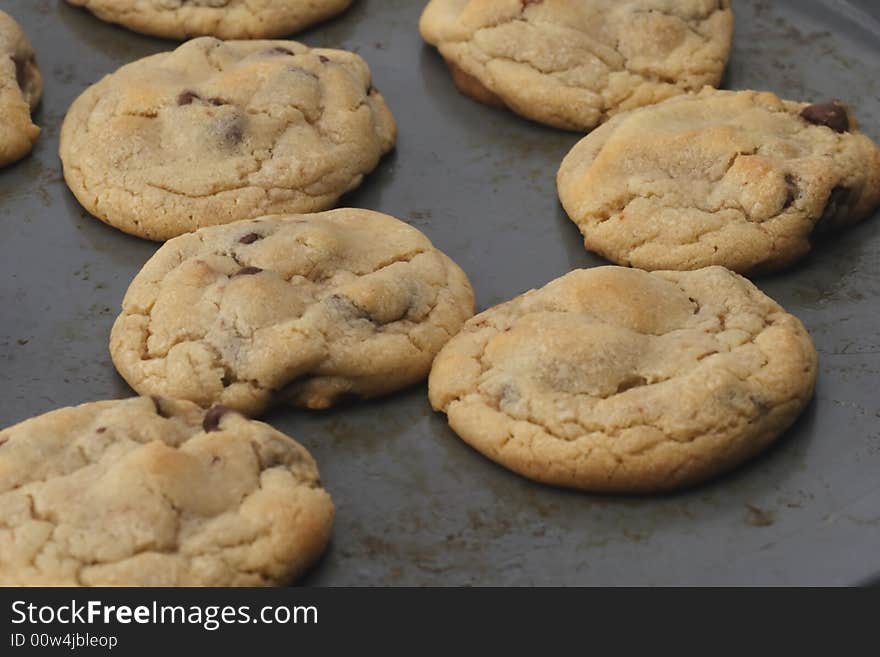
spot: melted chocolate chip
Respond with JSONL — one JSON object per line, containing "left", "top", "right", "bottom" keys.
{"left": 318, "top": 55, "right": 330, "bottom": 63}
{"left": 179, "top": 91, "right": 229, "bottom": 107}
{"left": 238, "top": 232, "right": 262, "bottom": 244}
{"left": 783, "top": 173, "right": 798, "bottom": 209}
{"left": 813, "top": 186, "right": 851, "bottom": 239}
{"left": 203, "top": 405, "right": 231, "bottom": 433}
{"left": 232, "top": 266, "right": 263, "bottom": 277}
{"left": 223, "top": 119, "right": 243, "bottom": 145}
{"left": 800, "top": 101, "right": 849, "bottom": 133}
{"left": 267, "top": 47, "right": 294, "bottom": 56}
{"left": 210, "top": 114, "right": 245, "bottom": 147}
{"left": 151, "top": 395, "right": 171, "bottom": 418}
{"left": 177, "top": 91, "right": 201, "bottom": 105}
{"left": 96, "top": 427, "right": 107, "bottom": 434}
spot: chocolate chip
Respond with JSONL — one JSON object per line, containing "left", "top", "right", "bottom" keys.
{"left": 208, "top": 97, "right": 227, "bottom": 106}
{"left": 813, "top": 186, "right": 851, "bottom": 238}
{"left": 151, "top": 395, "right": 171, "bottom": 418}
{"left": 238, "top": 232, "right": 262, "bottom": 244}
{"left": 211, "top": 455, "right": 222, "bottom": 465}
{"left": 783, "top": 173, "right": 798, "bottom": 209}
{"left": 368, "top": 85, "right": 377, "bottom": 95}
{"left": 318, "top": 55, "right": 330, "bottom": 63}
{"left": 800, "top": 101, "right": 849, "bottom": 133}
{"left": 267, "top": 47, "right": 294, "bottom": 56}
{"left": 177, "top": 91, "right": 201, "bottom": 105}
{"left": 522, "top": 0, "right": 543, "bottom": 6}
{"left": 222, "top": 119, "right": 243, "bottom": 145}
{"left": 203, "top": 405, "right": 231, "bottom": 433}
{"left": 96, "top": 426, "right": 107, "bottom": 434}
{"left": 211, "top": 114, "right": 244, "bottom": 146}
{"left": 232, "top": 266, "right": 263, "bottom": 277}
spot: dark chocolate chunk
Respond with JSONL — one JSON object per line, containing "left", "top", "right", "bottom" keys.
{"left": 151, "top": 395, "right": 171, "bottom": 418}
{"left": 800, "top": 101, "right": 849, "bottom": 133}
{"left": 238, "top": 232, "right": 262, "bottom": 244}
{"left": 232, "top": 266, "right": 263, "bottom": 277}
{"left": 812, "top": 186, "right": 851, "bottom": 238}
{"left": 177, "top": 91, "right": 201, "bottom": 105}
{"left": 202, "top": 405, "right": 232, "bottom": 433}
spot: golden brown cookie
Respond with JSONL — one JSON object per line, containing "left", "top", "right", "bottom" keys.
{"left": 0, "top": 10, "right": 41, "bottom": 168}
{"left": 429, "top": 266, "right": 817, "bottom": 493}
{"left": 60, "top": 38, "right": 396, "bottom": 241}
{"left": 65, "top": 0, "right": 352, "bottom": 40}
{"left": 110, "top": 210, "right": 475, "bottom": 416}
{"left": 557, "top": 89, "right": 880, "bottom": 273}
{"left": 419, "top": 0, "right": 733, "bottom": 130}
{"left": 0, "top": 397, "right": 334, "bottom": 586}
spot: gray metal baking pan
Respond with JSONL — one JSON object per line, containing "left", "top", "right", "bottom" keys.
{"left": 1, "top": 0, "right": 879, "bottom": 585}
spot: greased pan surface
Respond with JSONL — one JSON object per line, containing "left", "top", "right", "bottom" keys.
{"left": 1, "top": 0, "right": 879, "bottom": 585}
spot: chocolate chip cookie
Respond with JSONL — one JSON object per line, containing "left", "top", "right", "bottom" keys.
{"left": 429, "top": 266, "right": 817, "bottom": 493}
{"left": 110, "top": 209, "right": 476, "bottom": 416}
{"left": 60, "top": 38, "right": 396, "bottom": 241}
{"left": 65, "top": 0, "right": 352, "bottom": 40}
{"left": 0, "top": 10, "right": 41, "bottom": 168}
{"left": 419, "top": 0, "right": 733, "bottom": 130}
{"left": 558, "top": 89, "right": 880, "bottom": 273}
{"left": 0, "top": 396, "right": 334, "bottom": 586}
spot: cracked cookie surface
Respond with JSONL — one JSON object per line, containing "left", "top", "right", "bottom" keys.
{"left": 558, "top": 89, "right": 880, "bottom": 273}
{"left": 60, "top": 37, "right": 396, "bottom": 241}
{"left": 0, "top": 396, "right": 334, "bottom": 586}
{"left": 65, "top": 0, "right": 352, "bottom": 40}
{"left": 110, "top": 209, "right": 476, "bottom": 416}
{"left": 428, "top": 266, "right": 817, "bottom": 492}
{"left": 419, "top": 0, "right": 733, "bottom": 130}
{"left": 0, "top": 10, "right": 42, "bottom": 168}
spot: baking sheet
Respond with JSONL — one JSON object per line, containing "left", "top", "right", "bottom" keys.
{"left": 2, "top": 0, "right": 880, "bottom": 585}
